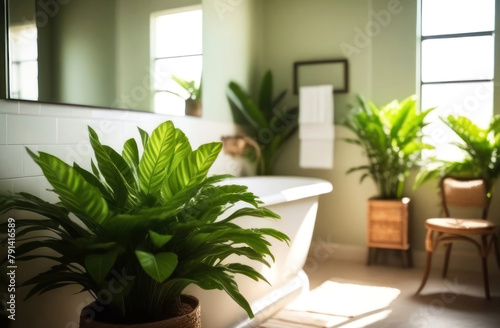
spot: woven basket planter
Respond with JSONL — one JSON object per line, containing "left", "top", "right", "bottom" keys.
{"left": 79, "top": 295, "right": 201, "bottom": 328}
{"left": 367, "top": 198, "right": 410, "bottom": 250}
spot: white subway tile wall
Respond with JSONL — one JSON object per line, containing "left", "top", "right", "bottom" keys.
{"left": 13, "top": 176, "right": 42, "bottom": 197}
{"left": 19, "top": 101, "right": 41, "bottom": 115}
{"left": 0, "top": 114, "right": 6, "bottom": 144}
{"left": 0, "top": 101, "right": 18, "bottom": 114}
{"left": 0, "top": 145, "right": 25, "bottom": 179}
{"left": 7, "top": 115, "right": 58, "bottom": 144}
{"left": 0, "top": 99, "right": 246, "bottom": 202}
{"left": 23, "top": 145, "right": 41, "bottom": 177}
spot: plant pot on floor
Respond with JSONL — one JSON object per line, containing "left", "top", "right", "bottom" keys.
{"left": 367, "top": 198, "right": 412, "bottom": 267}
{"left": 79, "top": 295, "right": 201, "bottom": 328}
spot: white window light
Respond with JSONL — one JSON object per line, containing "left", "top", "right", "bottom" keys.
{"left": 419, "top": 0, "right": 495, "bottom": 160}
{"left": 151, "top": 7, "right": 202, "bottom": 116}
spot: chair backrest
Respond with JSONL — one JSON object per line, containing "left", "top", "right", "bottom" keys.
{"left": 440, "top": 177, "right": 490, "bottom": 220}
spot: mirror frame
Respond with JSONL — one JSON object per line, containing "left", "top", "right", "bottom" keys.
{"left": 0, "top": 0, "right": 204, "bottom": 115}
{"left": 0, "top": 0, "right": 8, "bottom": 99}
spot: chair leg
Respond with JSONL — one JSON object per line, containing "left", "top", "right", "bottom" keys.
{"left": 416, "top": 251, "right": 433, "bottom": 295}
{"left": 481, "top": 236, "right": 491, "bottom": 300}
{"left": 494, "top": 234, "right": 500, "bottom": 271}
{"left": 481, "top": 255, "right": 491, "bottom": 300}
{"left": 442, "top": 243, "right": 452, "bottom": 278}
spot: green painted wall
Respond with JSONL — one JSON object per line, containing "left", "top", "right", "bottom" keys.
{"left": 265, "top": 0, "right": 500, "bottom": 251}
{"left": 202, "top": 0, "right": 264, "bottom": 122}
{"left": 49, "top": 0, "right": 117, "bottom": 107}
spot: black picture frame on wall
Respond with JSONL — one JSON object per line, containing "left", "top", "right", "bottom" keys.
{"left": 293, "top": 58, "right": 349, "bottom": 95}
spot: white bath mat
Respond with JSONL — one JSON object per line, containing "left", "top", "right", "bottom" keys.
{"left": 258, "top": 279, "right": 400, "bottom": 328}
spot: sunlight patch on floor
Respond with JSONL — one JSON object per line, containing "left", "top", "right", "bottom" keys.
{"left": 259, "top": 280, "right": 400, "bottom": 328}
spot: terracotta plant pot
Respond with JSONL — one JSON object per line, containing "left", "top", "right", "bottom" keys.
{"left": 79, "top": 295, "right": 201, "bottom": 328}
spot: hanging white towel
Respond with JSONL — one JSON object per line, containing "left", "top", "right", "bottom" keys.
{"left": 299, "top": 85, "right": 334, "bottom": 124}
{"left": 299, "top": 85, "right": 335, "bottom": 169}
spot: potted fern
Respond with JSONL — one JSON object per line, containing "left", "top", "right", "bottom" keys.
{"left": 414, "top": 114, "right": 500, "bottom": 191}
{"left": 343, "top": 95, "right": 434, "bottom": 262}
{"left": 0, "top": 121, "right": 289, "bottom": 327}
{"left": 226, "top": 71, "right": 298, "bottom": 175}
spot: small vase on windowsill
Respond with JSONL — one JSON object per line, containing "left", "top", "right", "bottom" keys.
{"left": 185, "top": 99, "right": 202, "bottom": 117}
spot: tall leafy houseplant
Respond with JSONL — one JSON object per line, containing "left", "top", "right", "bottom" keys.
{"left": 0, "top": 121, "right": 289, "bottom": 326}
{"left": 343, "top": 95, "right": 434, "bottom": 261}
{"left": 343, "top": 95, "right": 434, "bottom": 199}
{"left": 414, "top": 114, "right": 500, "bottom": 191}
{"left": 227, "top": 71, "right": 298, "bottom": 175}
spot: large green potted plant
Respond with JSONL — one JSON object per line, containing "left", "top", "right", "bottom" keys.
{"left": 343, "top": 95, "right": 434, "bottom": 261}
{"left": 414, "top": 114, "right": 500, "bottom": 191}
{"left": 226, "top": 71, "right": 298, "bottom": 175}
{"left": 0, "top": 121, "right": 289, "bottom": 327}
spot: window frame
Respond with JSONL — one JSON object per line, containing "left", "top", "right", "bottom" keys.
{"left": 9, "top": 22, "right": 38, "bottom": 100}
{"left": 150, "top": 5, "right": 202, "bottom": 116}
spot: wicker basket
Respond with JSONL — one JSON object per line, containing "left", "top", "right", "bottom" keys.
{"left": 367, "top": 198, "right": 410, "bottom": 250}
{"left": 79, "top": 295, "right": 201, "bottom": 328}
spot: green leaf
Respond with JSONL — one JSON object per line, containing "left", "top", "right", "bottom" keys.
{"left": 220, "top": 207, "right": 280, "bottom": 223}
{"left": 227, "top": 82, "right": 269, "bottom": 129}
{"left": 135, "top": 251, "right": 178, "bottom": 283}
{"left": 162, "top": 142, "right": 222, "bottom": 200}
{"left": 138, "top": 127, "right": 150, "bottom": 149}
{"left": 215, "top": 272, "right": 254, "bottom": 318}
{"left": 84, "top": 251, "right": 118, "bottom": 283}
{"left": 72, "top": 163, "right": 113, "bottom": 202}
{"left": 252, "top": 228, "right": 290, "bottom": 245}
{"left": 88, "top": 127, "right": 129, "bottom": 207}
{"left": 27, "top": 149, "right": 109, "bottom": 225}
{"left": 122, "top": 138, "right": 140, "bottom": 170}
{"left": 271, "top": 90, "right": 287, "bottom": 112}
{"left": 169, "top": 128, "right": 193, "bottom": 175}
{"left": 139, "top": 121, "right": 176, "bottom": 195}
{"left": 226, "top": 263, "right": 269, "bottom": 284}
{"left": 149, "top": 231, "right": 173, "bottom": 248}
{"left": 0, "top": 192, "right": 89, "bottom": 238}
{"left": 258, "top": 70, "right": 273, "bottom": 120}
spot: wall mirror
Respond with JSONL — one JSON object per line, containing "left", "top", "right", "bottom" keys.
{"left": 1, "top": 0, "right": 203, "bottom": 116}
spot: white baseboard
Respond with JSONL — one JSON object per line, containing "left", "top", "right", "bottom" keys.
{"left": 307, "top": 242, "right": 499, "bottom": 274}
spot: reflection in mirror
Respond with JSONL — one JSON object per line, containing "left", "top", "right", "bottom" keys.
{"left": 6, "top": 0, "right": 202, "bottom": 116}
{"left": 152, "top": 7, "right": 202, "bottom": 116}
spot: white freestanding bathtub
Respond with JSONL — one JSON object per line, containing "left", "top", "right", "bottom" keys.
{"left": 185, "top": 176, "right": 333, "bottom": 328}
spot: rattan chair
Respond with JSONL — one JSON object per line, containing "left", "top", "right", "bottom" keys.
{"left": 416, "top": 177, "right": 500, "bottom": 299}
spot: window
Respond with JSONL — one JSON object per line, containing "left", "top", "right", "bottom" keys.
{"left": 9, "top": 23, "right": 38, "bottom": 100}
{"left": 419, "top": 0, "right": 495, "bottom": 160}
{"left": 151, "top": 7, "right": 202, "bottom": 116}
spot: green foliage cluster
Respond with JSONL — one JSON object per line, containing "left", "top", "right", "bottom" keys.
{"left": 414, "top": 114, "right": 500, "bottom": 192}
{"left": 343, "top": 95, "right": 434, "bottom": 199}
{"left": 227, "top": 71, "right": 298, "bottom": 175}
{"left": 167, "top": 75, "right": 202, "bottom": 101}
{"left": 0, "top": 121, "right": 288, "bottom": 324}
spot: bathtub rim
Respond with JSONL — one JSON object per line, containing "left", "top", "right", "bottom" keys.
{"left": 223, "top": 176, "right": 333, "bottom": 207}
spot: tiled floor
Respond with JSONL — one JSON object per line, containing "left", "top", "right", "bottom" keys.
{"left": 297, "top": 257, "right": 500, "bottom": 328}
